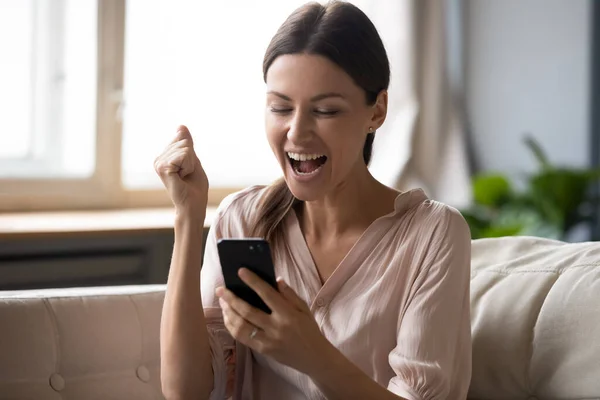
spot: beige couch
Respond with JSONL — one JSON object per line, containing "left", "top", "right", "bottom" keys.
{"left": 1, "top": 236, "right": 599, "bottom": 399}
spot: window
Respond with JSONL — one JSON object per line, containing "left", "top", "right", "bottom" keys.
{"left": 121, "top": 0, "right": 307, "bottom": 190}
{"left": 1, "top": 0, "right": 403, "bottom": 212}
{"left": 0, "top": 0, "right": 96, "bottom": 180}
{"left": 0, "top": 0, "right": 309, "bottom": 211}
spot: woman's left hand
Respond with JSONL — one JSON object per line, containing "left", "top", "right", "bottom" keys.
{"left": 216, "top": 268, "right": 331, "bottom": 375}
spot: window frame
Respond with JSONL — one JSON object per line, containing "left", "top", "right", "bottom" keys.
{"left": 0, "top": 0, "right": 239, "bottom": 212}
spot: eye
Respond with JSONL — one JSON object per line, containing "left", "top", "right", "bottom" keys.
{"left": 270, "top": 107, "right": 292, "bottom": 114}
{"left": 315, "top": 109, "right": 339, "bottom": 116}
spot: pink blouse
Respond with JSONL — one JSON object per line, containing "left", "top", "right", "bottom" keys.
{"left": 200, "top": 186, "right": 472, "bottom": 400}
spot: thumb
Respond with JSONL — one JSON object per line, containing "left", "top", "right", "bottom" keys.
{"left": 172, "top": 124, "right": 193, "bottom": 145}
{"left": 277, "top": 278, "right": 308, "bottom": 311}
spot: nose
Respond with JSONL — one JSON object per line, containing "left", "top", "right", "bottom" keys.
{"left": 287, "top": 109, "right": 313, "bottom": 145}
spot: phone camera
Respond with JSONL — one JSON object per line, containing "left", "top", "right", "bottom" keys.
{"left": 257, "top": 244, "right": 263, "bottom": 252}
{"left": 249, "top": 245, "right": 255, "bottom": 251}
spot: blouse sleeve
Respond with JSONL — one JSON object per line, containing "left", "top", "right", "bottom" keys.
{"left": 201, "top": 210, "right": 236, "bottom": 400}
{"left": 387, "top": 207, "right": 472, "bottom": 400}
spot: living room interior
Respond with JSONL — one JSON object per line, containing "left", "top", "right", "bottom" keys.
{"left": 1, "top": 0, "right": 599, "bottom": 399}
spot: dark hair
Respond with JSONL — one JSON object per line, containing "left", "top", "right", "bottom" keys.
{"left": 252, "top": 1, "right": 390, "bottom": 243}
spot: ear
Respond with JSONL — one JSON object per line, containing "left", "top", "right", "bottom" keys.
{"left": 369, "top": 90, "right": 388, "bottom": 131}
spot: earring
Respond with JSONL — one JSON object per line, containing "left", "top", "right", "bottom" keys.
{"left": 368, "top": 127, "right": 374, "bottom": 133}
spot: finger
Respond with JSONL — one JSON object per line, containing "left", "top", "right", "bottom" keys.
{"left": 163, "top": 135, "right": 193, "bottom": 156}
{"left": 169, "top": 138, "right": 193, "bottom": 151}
{"left": 170, "top": 125, "right": 193, "bottom": 145}
{"left": 158, "top": 148, "right": 195, "bottom": 179}
{"left": 155, "top": 145, "right": 189, "bottom": 174}
{"left": 171, "top": 149, "right": 196, "bottom": 179}
{"left": 220, "top": 298, "right": 262, "bottom": 347}
{"left": 238, "top": 268, "right": 286, "bottom": 314}
{"left": 218, "top": 287, "right": 271, "bottom": 330}
{"left": 221, "top": 300, "right": 250, "bottom": 337}
{"left": 154, "top": 156, "right": 178, "bottom": 185}
{"left": 277, "top": 277, "right": 309, "bottom": 312}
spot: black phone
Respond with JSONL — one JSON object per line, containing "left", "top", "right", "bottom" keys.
{"left": 216, "top": 238, "right": 278, "bottom": 314}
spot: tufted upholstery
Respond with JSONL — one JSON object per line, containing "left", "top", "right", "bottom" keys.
{"left": 469, "top": 236, "right": 600, "bottom": 399}
{"left": 0, "top": 236, "right": 599, "bottom": 399}
{"left": 0, "top": 285, "right": 166, "bottom": 400}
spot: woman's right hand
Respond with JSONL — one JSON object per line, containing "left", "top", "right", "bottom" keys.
{"left": 154, "top": 125, "right": 209, "bottom": 217}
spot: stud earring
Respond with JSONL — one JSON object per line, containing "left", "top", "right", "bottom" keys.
{"left": 368, "top": 127, "right": 374, "bottom": 133}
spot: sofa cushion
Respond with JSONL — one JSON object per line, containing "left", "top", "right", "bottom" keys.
{"left": 0, "top": 285, "right": 166, "bottom": 400}
{"left": 469, "top": 236, "right": 600, "bottom": 399}
{"left": 2, "top": 236, "right": 600, "bottom": 400}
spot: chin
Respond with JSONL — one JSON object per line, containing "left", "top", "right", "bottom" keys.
{"left": 285, "top": 181, "right": 327, "bottom": 202}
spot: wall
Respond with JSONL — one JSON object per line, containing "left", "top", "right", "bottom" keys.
{"left": 466, "top": 0, "right": 592, "bottom": 177}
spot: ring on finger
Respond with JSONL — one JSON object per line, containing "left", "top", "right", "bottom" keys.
{"left": 249, "top": 326, "right": 259, "bottom": 340}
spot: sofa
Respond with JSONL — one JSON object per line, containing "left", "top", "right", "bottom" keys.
{"left": 1, "top": 236, "right": 599, "bottom": 399}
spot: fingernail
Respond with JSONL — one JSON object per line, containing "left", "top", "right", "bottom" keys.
{"left": 276, "top": 277, "right": 287, "bottom": 288}
{"left": 215, "top": 286, "right": 224, "bottom": 297}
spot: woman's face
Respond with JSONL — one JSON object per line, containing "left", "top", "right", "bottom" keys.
{"left": 265, "top": 54, "right": 385, "bottom": 201}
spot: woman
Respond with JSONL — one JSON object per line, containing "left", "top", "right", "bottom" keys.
{"left": 157, "top": 1, "right": 471, "bottom": 399}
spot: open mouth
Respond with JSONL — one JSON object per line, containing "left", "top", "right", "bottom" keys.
{"left": 287, "top": 152, "right": 328, "bottom": 175}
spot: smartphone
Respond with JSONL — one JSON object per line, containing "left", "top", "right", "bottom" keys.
{"left": 216, "top": 238, "right": 278, "bottom": 314}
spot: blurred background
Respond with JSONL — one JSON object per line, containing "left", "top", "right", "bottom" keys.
{"left": 0, "top": 0, "right": 598, "bottom": 290}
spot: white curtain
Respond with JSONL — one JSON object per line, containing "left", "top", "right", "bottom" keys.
{"left": 361, "top": 0, "right": 472, "bottom": 208}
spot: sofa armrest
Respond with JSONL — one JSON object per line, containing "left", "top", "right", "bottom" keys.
{"left": 0, "top": 285, "right": 167, "bottom": 400}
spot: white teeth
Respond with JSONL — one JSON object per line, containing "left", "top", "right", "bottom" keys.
{"left": 287, "top": 152, "right": 325, "bottom": 161}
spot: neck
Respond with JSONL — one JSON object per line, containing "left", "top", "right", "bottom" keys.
{"left": 298, "top": 164, "right": 391, "bottom": 240}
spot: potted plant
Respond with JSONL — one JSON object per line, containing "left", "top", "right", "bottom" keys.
{"left": 461, "top": 135, "right": 600, "bottom": 240}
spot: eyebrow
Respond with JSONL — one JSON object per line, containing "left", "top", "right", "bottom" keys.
{"left": 267, "top": 91, "right": 346, "bottom": 102}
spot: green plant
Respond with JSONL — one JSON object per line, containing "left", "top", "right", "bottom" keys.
{"left": 461, "top": 135, "right": 600, "bottom": 240}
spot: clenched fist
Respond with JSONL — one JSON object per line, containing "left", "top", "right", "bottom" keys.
{"left": 154, "top": 125, "right": 209, "bottom": 216}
